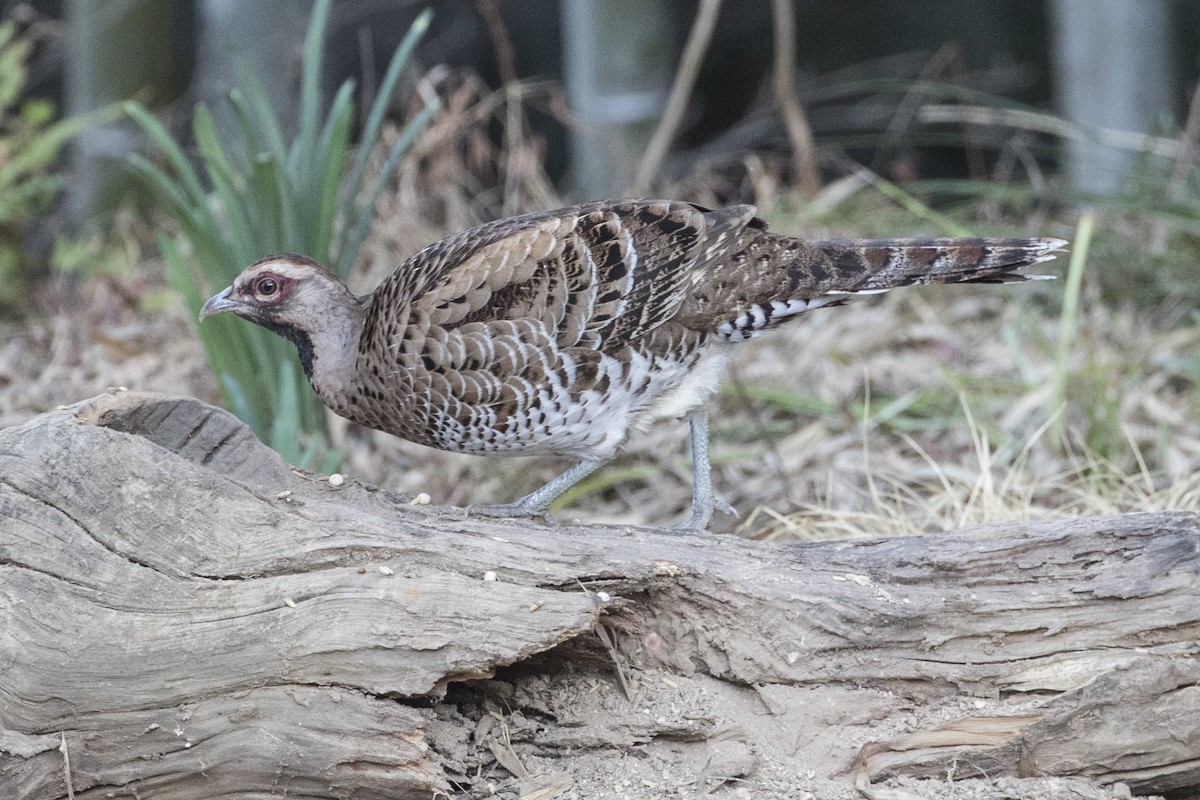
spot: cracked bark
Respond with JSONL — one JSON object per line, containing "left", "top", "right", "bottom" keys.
{"left": 1, "top": 392, "right": 1197, "bottom": 799}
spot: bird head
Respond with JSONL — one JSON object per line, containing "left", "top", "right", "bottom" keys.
{"left": 200, "top": 254, "right": 364, "bottom": 382}
{"left": 199, "top": 254, "right": 338, "bottom": 327}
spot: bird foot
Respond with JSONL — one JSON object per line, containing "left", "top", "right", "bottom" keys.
{"left": 464, "top": 501, "right": 557, "bottom": 525}
{"left": 677, "top": 495, "right": 739, "bottom": 532}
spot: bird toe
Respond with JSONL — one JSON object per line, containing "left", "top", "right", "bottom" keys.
{"left": 465, "top": 501, "right": 557, "bottom": 525}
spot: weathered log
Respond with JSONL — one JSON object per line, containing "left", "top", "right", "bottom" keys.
{"left": 1, "top": 392, "right": 1197, "bottom": 800}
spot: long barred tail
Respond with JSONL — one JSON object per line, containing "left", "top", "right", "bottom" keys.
{"left": 690, "top": 231, "right": 1068, "bottom": 342}
{"left": 815, "top": 237, "right": 1068, "bottom": 292}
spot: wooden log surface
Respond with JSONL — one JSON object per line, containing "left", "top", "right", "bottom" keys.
{"left": 1, "top": 391, "right": 1197, "bottom": 800}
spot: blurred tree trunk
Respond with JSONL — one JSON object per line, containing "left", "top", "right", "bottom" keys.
{"left": 191, "top": 0, "right": 312, "bottom": 156}
{"left": 1049, "top": 0, "right": 1175, "bottom": 194}
{"left": 66, "top": 0, "right": 311, "bottom": 226}
{"left": 65, "top": 0, "right": 193, "bottom": 224}
{"left": 562, "top": 0, "right": 672, "bottom": 199}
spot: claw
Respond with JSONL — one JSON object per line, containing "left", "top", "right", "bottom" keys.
{"left": 677, "top": 494, "right": 740, "bottom": 531}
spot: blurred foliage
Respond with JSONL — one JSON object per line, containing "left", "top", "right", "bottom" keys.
{"left": 126, "top": 0, "right": 437, "bottom": 469}
{"left": 0, "top": 21, "right": 101, "bottom": 313}
{"left": 50, "top": 203, "right": 143, "bottom": 275}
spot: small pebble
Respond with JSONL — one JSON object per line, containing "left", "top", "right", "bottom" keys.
{"left": 409, "top": 492, "right": 431, "bottom": 505}
{"left": 596, "top": 591, "right": 611, "bottom": 602}
{"left": 328, "top": 473, "right": 345, "bottom": 487}
{"left": 378, "top": 565, "right": 394, "bottom": 576}
{"left": 283, "top": 598, "right": 296, "bottom": 608}
{"left": 483, "top": 570, "right": 498, "bottom": 582}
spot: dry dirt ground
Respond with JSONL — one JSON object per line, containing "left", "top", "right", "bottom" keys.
{"left": 1, "top": 256, "right": 1192, "bottom": 800}
{"left": 424, "top": 657, "right": 1157, "bottom": 800}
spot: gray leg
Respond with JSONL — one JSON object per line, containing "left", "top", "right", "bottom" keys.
{"left": 468, "top": 458, "right": 607, "bottom": 523}
{"left": 679, "top": 408, "right": 738, "bottom": 530}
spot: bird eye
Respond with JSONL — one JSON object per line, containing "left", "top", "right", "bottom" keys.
{"left": 255, "top": 276, "right": 280, "bottom": 296}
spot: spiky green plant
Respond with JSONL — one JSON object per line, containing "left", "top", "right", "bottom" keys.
{"left": 126, "top": 1, "right": 437, "bottom": 468}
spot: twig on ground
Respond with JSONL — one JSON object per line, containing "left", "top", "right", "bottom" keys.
{"left": 59, "top": 731, "right": 76, "bottom": 800}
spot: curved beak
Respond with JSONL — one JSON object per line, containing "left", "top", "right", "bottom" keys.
{"left": 199, "top": 286, "right": 240, "bottom": 321}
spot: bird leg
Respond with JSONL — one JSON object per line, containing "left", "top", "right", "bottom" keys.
{"left": 679, "top": 407, "right": 738, "bottom": 530}
{"left": 468, "top": 409, "right": 736, "bottom": 529}
{"left": 467, "top": 457, "right": 608, "bottom": 524}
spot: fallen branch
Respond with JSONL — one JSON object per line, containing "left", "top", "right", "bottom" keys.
{"left": 1, "top": 392, "right": 1196, "bottom": 799}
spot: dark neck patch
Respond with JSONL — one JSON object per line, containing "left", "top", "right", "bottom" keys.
{"left": 259, "top": 320, "right": 315, "bottom": 380}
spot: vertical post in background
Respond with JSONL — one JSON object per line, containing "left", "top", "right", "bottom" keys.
{"left": 562, "top": 0, "right": 672, "bottom": 199}
{"left": 66, "top": 0, "right": 311, "bottom": 226}
{"left": 191, "top": 0, "right": 312, "bottom": 157}
{"left": 1050, "top": 0, "right": 1175, "bottom": 194}
{"left": 65, "top": 0, "right": 192, "bottom": 225}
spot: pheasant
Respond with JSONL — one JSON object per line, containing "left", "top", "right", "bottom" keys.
{"left": 200, "top": 199, "right": 1065, "bottom": 530}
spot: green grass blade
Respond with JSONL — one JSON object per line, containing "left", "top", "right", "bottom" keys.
{"left": 269, "top": 359, "right": 303, "bottom": 464}
{"left": 245, "top": 154, "right": 284, "bottom": 250}
{"left": 293, "top": 0, "right": 332, "bottom": 177}
{"left": 264, "top": 152, "right": 302, "bottom": 252}
{"left": 308, "top": 80, "right": 355, "bottom": 263}
{"left": 124, "top": 101, "right": 213, "bottom": 214}
{"left": 720, "top": 383, "right": 837, "bottom": 417}
{"left": 125, "top": 154, "right": 194, "bottom": 220}
{"left": 551, "top": 464, "right": 663, "bottom": 512}
{"left": 0, "top": 26, "right": 30, "bottom": 110}
{"left": 343, "top": 8, "right": 432, "bottom": 210}
{"left": 193, "top": 106, "right": 259, "bottom": 265}
{"left": 159, "top": 231, "right": 204, "bottom": 311}
{"left": 1052, "top": 213, "right": 1094, "bottom": 449}
{"left": 221, "top": 375, "right": 256, "bottom": 431}
{"left": 338, "top": 98, "right": 439, "bottom": 275}
{"left": 192, "top": 105, "right": 238, "bottom": 183}
{"left": 868, "top": 173, "right": 972, "bottom": 237}
{"left": 232, "top": 55, "right": 289, "bottom": 168}
{"left": 227, "top": 88, "right": 265, "bottom": 157}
